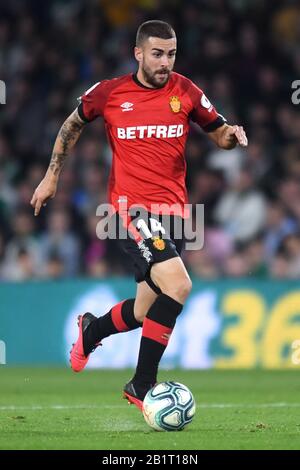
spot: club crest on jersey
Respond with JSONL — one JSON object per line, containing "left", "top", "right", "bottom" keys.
{"left": 169, "top": 96, "right": 181, "bottom": 113}
{"left": 152, "top": 236, "right": 165, "bottom": 251}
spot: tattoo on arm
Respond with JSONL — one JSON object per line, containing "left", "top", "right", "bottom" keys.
{"left": 49, "top": 109, "right": 86, "bottom": 176}
{"left": 49, "top": 152, "right": 68, "bottom": 176}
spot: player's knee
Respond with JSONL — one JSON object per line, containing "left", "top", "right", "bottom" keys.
{"left": 177, "top": 277, "right": 192, "bottom": 301}
{"left": 133, "top": 298, "right": 149, "bottom": 322}
{"left": 133, "top": 307, "right": 146, "bottom": 323}
{"left": 162, "top": 276, "right": 192, "bottom": 304}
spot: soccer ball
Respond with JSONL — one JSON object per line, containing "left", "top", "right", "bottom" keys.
{"left": 142, "top": 381, "right": 196, "bottom": 431}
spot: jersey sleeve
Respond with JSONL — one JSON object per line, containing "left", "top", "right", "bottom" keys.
{"left": 189, "top": 82, "right": 226, "bottom": 132}
{"left": 77, "top": 80, "right": 111, "bottom": 122}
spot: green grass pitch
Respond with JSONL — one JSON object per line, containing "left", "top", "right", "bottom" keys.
{"left": 0, "top": 368, "right": 300, "bottom": 450}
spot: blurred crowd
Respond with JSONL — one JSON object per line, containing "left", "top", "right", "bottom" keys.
{"left": 0, "top": 0, "right": 300, "bottom": 281}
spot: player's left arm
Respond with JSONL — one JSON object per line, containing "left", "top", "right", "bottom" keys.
{"left": 207, "top": 123, "right": 248, "bottom": 149}
{"left": 188, "top": 82, "right": 248, "bottom": 150}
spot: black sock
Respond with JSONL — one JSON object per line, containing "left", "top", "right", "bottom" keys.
{"left": 83, "top": 299, "right": 141, "bottom": 355}
{"left": 133, "top": 294, "right": 183, "bottom": 389}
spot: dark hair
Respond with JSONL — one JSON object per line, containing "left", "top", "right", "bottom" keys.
{"left": 136, "top": 20, "right": 176, "bottom": 47}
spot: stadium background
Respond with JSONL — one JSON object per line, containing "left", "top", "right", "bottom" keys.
{"left": 0, "top": 0, "right": 300, "bottom": 369}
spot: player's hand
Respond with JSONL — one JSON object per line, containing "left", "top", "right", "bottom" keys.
{"left": 228, "top": 125, "right": 248, "bottom": 147}
{"left": 30, "top": 176, "right": 57, "bottom": 216}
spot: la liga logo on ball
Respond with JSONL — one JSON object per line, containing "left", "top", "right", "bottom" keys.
{"left": 142, "top": 381, "right": 196, "bottom": 431}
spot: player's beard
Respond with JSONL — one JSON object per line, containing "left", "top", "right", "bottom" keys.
{"left": 142, "top": 62, "right": 171, "bottom": 88}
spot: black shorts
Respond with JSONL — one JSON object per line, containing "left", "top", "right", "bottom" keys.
{"left": 112, "top": 209, "right": 185, "bottom": 294}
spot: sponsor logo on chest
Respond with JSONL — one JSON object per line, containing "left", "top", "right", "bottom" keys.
{"left": 117, "top": 124, "right": 184, "bottom": 139}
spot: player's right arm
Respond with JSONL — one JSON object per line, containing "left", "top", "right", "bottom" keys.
{"left": 30, "top": 108, "right": 86, "bottom": 216}
{"left": 31, "top": 80, "right": 111, "bottom": 216}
